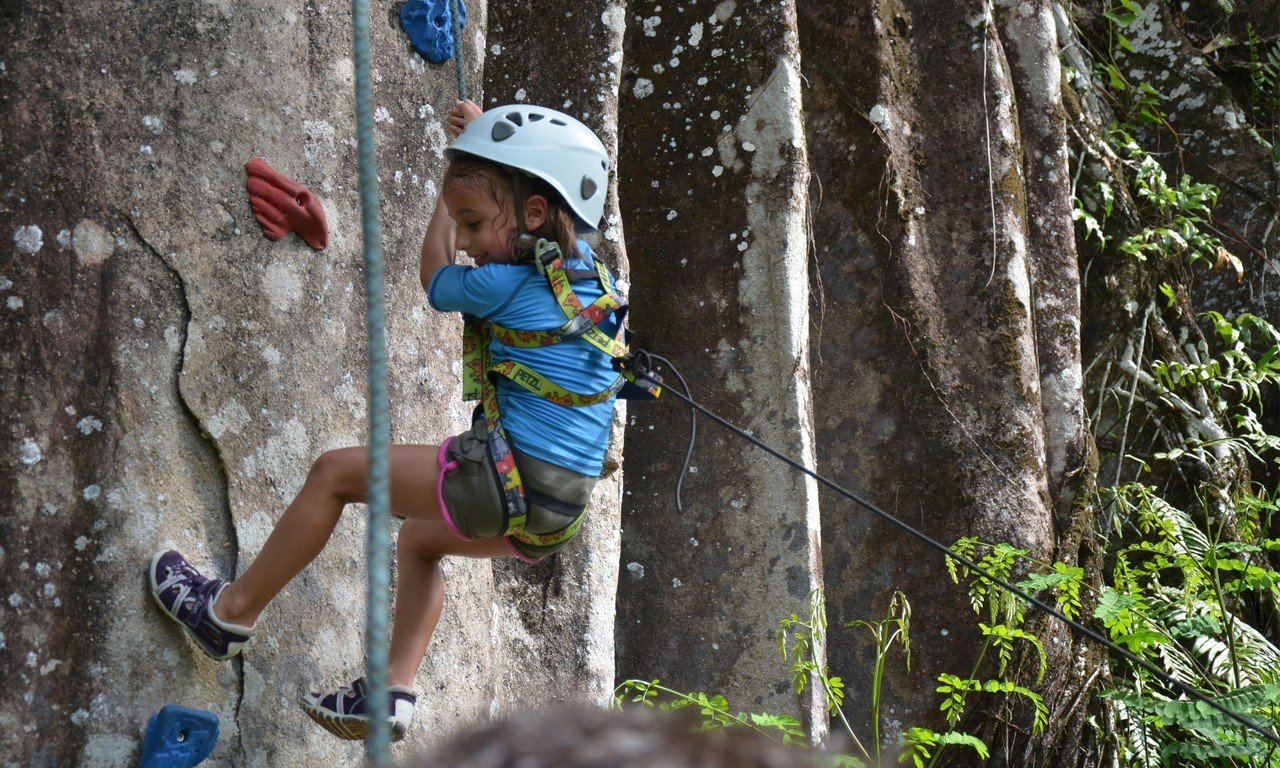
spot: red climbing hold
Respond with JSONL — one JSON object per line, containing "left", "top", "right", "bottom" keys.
{"left": 245, "top": 158, "right": 329, "bottom": 250}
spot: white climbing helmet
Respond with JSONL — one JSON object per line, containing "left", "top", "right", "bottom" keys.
{"left": 447, "top": 104, "right": 610, "bottom": 232}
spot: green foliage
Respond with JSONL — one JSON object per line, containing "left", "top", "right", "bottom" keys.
{"left": 1246, "top": 24, "right": 1280, "bottom": 160}
{"left": 614, "top": 678, "right": 807, "bottom": 742}
{"left": 1142, "top": 311, "right": 1280, "bottom": 471}
{"left": 900, "top": 728, "right": 990, "bottom": 768}
{"left": 616, "top": 588, "right": 994, "bottom": 768}
{"left": 949, "top": 308, "right": 1280, "bottom": 764}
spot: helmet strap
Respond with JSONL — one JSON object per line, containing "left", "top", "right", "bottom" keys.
{"left": 510, "top": 172, "right": 537, "bottom": 260}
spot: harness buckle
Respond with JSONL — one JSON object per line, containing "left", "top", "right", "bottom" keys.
{"left": 528, "top": 238, "right": 561, "bottom": 276}
{"left": 614, "top": 348, "right": 664, "bottom": 400}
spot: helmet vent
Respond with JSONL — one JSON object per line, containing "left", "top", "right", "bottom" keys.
{"left": 581, "top": 175, "right": 598, "bottom": 201}
{"left": 550, "top": 118, "right": 567, "bottom": 126}
{"left": 491, "top": 121, "right": 516, "bottom": 142}
{"left": 529, "top": 113, "right": 545, "bottom": 122}
{"left": 504, "top": 111, "right": 524, "bottom": 126}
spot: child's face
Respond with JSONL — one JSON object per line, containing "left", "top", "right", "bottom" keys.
{"left": 443, "top": 180, "right": 517, "bottom": 266}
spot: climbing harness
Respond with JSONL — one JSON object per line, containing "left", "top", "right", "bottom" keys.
{"left": 461, "top": 237, "right": 659, "bottom": 549}
{"left": 622, "top": 352, "right": 1280, "bottom": 750}
{"left": 444, "top": 101, "right": 659, "bottom": 546}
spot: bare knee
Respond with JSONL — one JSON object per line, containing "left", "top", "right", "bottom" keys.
{"left": 306, "top": 447, "right": 368, "bottom": 505}
{"left": 397, "top": 519, "right": 448, "bottom": 564}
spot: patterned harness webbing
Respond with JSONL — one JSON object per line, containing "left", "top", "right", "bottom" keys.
{"left": 460, "top": 239, "right": 640, "bottom": 548}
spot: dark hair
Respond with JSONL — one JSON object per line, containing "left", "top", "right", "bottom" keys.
{"left": 443, "top": 153, "right": 581, "bottom": 259}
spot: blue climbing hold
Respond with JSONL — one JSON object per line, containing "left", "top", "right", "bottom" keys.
{"left": 400, "top": 0, "right": 466, "bottom": 63}
{"left": 138, "top": 705, "right": 219, "bottom": 768}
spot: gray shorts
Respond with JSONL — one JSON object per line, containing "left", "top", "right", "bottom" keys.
{"left": 436, "top": 419, "right": 597, "bottom": 562}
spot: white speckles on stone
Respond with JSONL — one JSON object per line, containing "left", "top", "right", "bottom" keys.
{"left": 71, "top": 709, "right": 89, "bottom": 726}
{"left": 626, "top": 561, "right": 645, "bottom": 578}
{"left": 642, "top": 15, "right": 661, "bottom": 36}
{"left": 7, "top": 296, "right": 22, "bottom": 311}
{"left": 72, "top": 220, "right": 114, "bottom": 266}
{"left": 18, "top": 438, "right": 42, "bottom": 466}
{"left": 76, "top": 416, "right": 103, "bottom": 435}
{"left": 304, "top": 120, "right": 336, "bottom": 164}
{"left": 261, "top": 345, "right": 282, "bottom": 366}
{"left": 263, "top": 260, "right": 302, "bottom": 312}
{"left": 741, "top": 141, "right": 756, "bottom": 152}
{"left": 35, "top": 562, "right": 51, "bottom": 578}
{"left": 208, "top": 400, "right": 250, "bottom": 439}
{"left": 14, "top": 225, "right": 43, "bottom": 254}
{"left": 601, "top": 5, "right": 625, "bottom": 34}
{"left": 489, "top": 43, "right": 503, "bottom": 55}
{"left": 142, "top": 115, "right": 163, "bottom": 135}
{"left": 940, "top": 628, "right": 949, "bottom": 636}
{"left": 164, "top": 325, "right": 182, "bottom": 354}
{"left": 0, "top": 276, "right": 11, "bottom": 291}
{"left": 672, "top": 577, "right": 682, "bottom": 588}
{"left": 374, "top": 106, "right": 393, "bottom": 124}
{"left": 173, "top": 68, "right": 197, "bottom": 84}
{"left": 665, "top": 210, "right": 678, "bottom": 221}
{"left": 82, "top": 484, "right": 102, "bottom": 502}
{"left": 241, "top": 419, "right": 312, "bottom": 498}
{"left": 514, "top": 87, "right": 527, "bottom": 102}
{"left": 869, "top": 104, "right": 890, "bottom": 131}
{"left": 75, "top": 536, "right": 90, "bottom": 551}
{"left": 333, "top": 373, "right": 368, "bottom": 419}
{"left": 688, "top": 21, "right": 704, "bottom": 47}
{"left": 633, "top": 78, "right": 654, "bottom": 99}
{"left": 712, "top": 165, "right": 724, "bottom": 177}
{"left": 9, "top": 593, "right": 23, "bottom": 608}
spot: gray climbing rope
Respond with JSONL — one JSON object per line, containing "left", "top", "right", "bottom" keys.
{"left": 451, "top": 0, "right": 467, "bottom": 101}
{"left": 350, "top": 0, "right": 392, "bottom": 763}
{"left": 348, "top": 1, "right": 469, "bottom": 761}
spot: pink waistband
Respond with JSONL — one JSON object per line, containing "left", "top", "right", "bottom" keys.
{"left": 436, "top": 438, "right": 470, "bottom": 542}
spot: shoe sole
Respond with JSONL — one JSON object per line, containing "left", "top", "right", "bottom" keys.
{"left": 300, "top": 698, "right": 408, "bottom": 742}
{"left": 147, "top": 550, "right": 240, "bottom": 661}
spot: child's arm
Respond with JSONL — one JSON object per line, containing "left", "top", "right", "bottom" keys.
{"left": 419, "top": 195, "right": 454, "bottom": 293}
{"left": 419, "top": 100, "right": 483, "bottom": 293}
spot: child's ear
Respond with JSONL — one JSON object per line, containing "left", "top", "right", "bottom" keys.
{"left": 523, "top": 194, "right": 549, "bottom": 231}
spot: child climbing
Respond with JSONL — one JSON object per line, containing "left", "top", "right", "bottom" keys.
{"left": 148, "top": 99, "right": 631, "bottom": 742}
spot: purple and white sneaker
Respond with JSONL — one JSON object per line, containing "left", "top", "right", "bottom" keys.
{"left": 148, "top": 550, "right": 255, "bottom": 660}
{"left": 301, "top": 677, "right": 417, "bottom": 742}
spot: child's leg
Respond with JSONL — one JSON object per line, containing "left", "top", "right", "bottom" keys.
{"left": 213, "top": 443, "right": 512, "bottom": 684}
{"left": 213, "top": 446, "right": 378, "bottom": 627}
{"left": 387, "top": 518, "right": 509, "bottom": 686}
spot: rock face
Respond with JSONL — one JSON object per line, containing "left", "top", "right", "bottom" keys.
{"left": 10, "top": 0, "right": 1272, "bottom": 766}
{"left": 614, "top": 0, "right": 827, "bottom": 731}
{"left": 1, "top": 1, "right": 624, "bottom": 764}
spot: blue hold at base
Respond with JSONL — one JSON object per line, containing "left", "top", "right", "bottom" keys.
{"left": 400, "top": 0, "right": 467, "bottom": 63}
{"left": 138, "top": 705, "right": 219, "bottom": 768}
